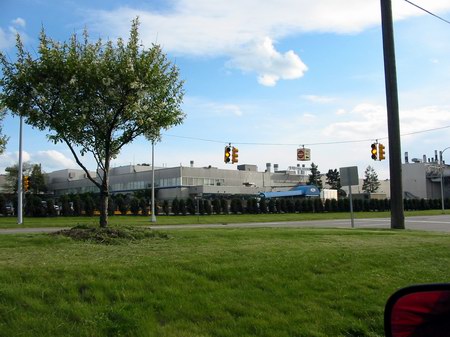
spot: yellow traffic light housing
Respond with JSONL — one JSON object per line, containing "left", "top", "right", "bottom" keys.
{"left": 224, "top": 146, "right": 231, "bottom": 164}
{"left": 232, "top": 147, "right": 239, "bottom": 164}
{"left": 378, "top": 143, "right": 386, "bottom": 161}
{"left": 371, "top": 143, "right": 378, "bottom": 160}
{"left": 23, "top": 175, "right": 30, "bottom": 192}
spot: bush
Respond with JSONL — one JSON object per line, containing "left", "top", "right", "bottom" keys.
{"left": 171, "top": 198, "right": 180, "bottom": 216}
{"left": 259, "top": 198, "right": 267, "bottom": 214}
{"left": 230, "top": 199, "right": 242, "bottom": 214}
{"left": 84, "top": 195, "right": 95, "bottom": 216}
{"left": 330, "top": 198, "right": 338, "bottom": 212}
{"left": 212, "top": 199, "right": 221, "bottom": 215}
{"left": 186, "top": 198, "right": 196, "bottom": 215}
{"left": 163, "top": 200, "right": 170, "bottom": 215}
{"left": 295, "top": 199, "right": 302, "bottom": 213}
{"left": 179, "top": 199, "right": 187, "bottom": 216}
{"left": 130, "top": 197, "right": 140, "bottom": 215}
{"left": 268, "top": 199, "right": 276, "bottom": 213}
{"left": 46, "top": 199, "right": 57, "bottom": 217}
{"left": 72, "top": 195, "right": 83, "bottom": 216}
{"left": 221, "top": 199, "right": 228, "bottom": 215}
{"left": 324, "top": 199, "right": 331, "bottom": 212}
{"left": 204, "top": 200, "right": 212, "bottom": 215}
{"left": 313, "top": 198, "right": 323, "bottom": 213}
{"left": 139, "top": 198, "right": 148, "bottom": 216}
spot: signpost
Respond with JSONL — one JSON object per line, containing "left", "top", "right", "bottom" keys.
{"left": 297, "top": 148, "right": 311, "bottom": 161}
{"left": 340, "top": 166, "right": 359, "bottom": 228}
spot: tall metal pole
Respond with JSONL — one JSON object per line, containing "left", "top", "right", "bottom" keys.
{"left": 440, "top": 148, "right": 449, "bottom": 213}
{"left": 151, "top": 140, "right": 156, "bottom": 223}
{"left": 17, "top": 116, "right": 23, "bottom": 225}
{"left": 380, "top": 0, "right": 405, "bottom": 229}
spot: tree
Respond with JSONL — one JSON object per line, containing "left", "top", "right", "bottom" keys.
{"left": 325, "top": 168, "right": 346, "bottom": 197}
{"left": 0, "top": 106, "right": 8, "bottom": 154}
{"left": 4, "top": 162, "right": 33, "bottom": 193}
{"left": 0, "top": 18, "right": 185, "bottom": 227}
{"left": 29, "top": 164, "right": 47, "bottom": 193}
{"left": 130, "top": 197, "right": 140, "bottom": 215}
{"left": 362, "top": 166, "right": 381, "bottom": 194}
{"left": 308, "top": 162, "right": 323, "bottom": 189}
{"left": 171, "top": 198, "right": 180, "bottom": 215}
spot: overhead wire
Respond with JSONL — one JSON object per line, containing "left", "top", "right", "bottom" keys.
{"left": 163, "top": 124, "right": 450, "bottom": 147}
{"left": 403, "top": 0, "right": 450, "bottom": 25}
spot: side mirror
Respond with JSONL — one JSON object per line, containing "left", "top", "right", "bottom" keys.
{"left": 385, "top": 283, "right": 450, "bottom": 337}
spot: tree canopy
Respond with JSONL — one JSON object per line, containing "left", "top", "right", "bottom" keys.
{"left": 362, "top": 165, "right": 381, "bottom": 194}
{"left": 0, "top": 106, "right": 8, "bottom": 154}
{"left": 325, "top": 168, "right": 346, "bottom": 197}
{"left": 0, "top": 18, "right": 185, "bottom": 227}
{"left": 308, "top": 162, "right": 323, "bottom": 189}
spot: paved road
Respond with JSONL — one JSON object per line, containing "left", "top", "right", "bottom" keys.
{"left": 148, "top": 215, "right": 450, "bottom": 233}
{"left": 1, "top": 215, "right": 449, "bottom": 234}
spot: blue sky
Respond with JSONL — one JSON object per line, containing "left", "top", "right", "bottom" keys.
{"left": 1, "top": 0, "right": 450, "bottom": 179}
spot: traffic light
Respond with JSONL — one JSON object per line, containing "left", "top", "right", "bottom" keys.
{"left": 378, "top": 143, "right": 385, "bottom": 161}
{"left": 232, "top": 147, "right": 239, "bottom": 164}
{"left": 23, "top": 175, "right": 30, "bottom": 192}
{"left": 224, "top": 145, "right": 231, "bottom": 163}
{"left": 371, "top": 143, "right": 378, "bottom": 160}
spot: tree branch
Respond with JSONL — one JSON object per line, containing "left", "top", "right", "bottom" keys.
{"left": 62, "top": 136, "right": 102, "bottom": 189}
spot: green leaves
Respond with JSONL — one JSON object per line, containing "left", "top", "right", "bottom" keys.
{"left": 0, "top": 17, "right": 185, "bottom": 227}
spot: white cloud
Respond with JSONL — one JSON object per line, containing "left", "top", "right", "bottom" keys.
{"left": 302, "top": 95, "right": 336, "bottom": 104}
{"left": 184, "top": 97, "right": 245, "bottom": 117}
{"left": 322, "top": 103, "right": 450, "bottom": 144}
{"left": 0, "top": 151, "right": 30, "bottom": 173}
{"left": 86, "top": 0, "right": 450, "bottom": 86}
{"left": 228, "top": 37, "right": 307, "bottom": 86}
{"left": 32, "top": 150, "right": 77, "bottom": 171}
{"left": 322, "top": 103, "right": 387, "bottom": 140}
{"left": 11, "top": 18, "right": 26, "bottom": 28}
{"left": 400, "top": 105, "right": 450, "bottom": 135}
{"left": 0, "top": 17, "right": 27, "bottom": 49}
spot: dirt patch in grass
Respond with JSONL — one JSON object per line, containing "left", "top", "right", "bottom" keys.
{"left": 52, "top": 225, "right": 169, "bottom": 244}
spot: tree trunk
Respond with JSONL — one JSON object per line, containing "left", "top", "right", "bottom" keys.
{"left": 99, "top": 166, "right": 109, "bottom": 228}
{"left": 99, "top": 189, "right": 109, "bottom": 228}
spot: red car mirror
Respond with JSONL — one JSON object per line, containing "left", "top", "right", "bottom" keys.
{"left": 385, "top": 284, "right": 450, "bottom": 337}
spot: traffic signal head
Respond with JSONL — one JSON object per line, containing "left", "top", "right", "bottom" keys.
{"left": 371, "top": 143, "right": 378, "bottom": 160}
{"left": 232, "top": 147, "right": 239, "bottom": 164}
{"left": 224, "top": 146, "right": 231, "bottom": 163}
{"left": 378, "top": 143, "right": 385, "bottom": 161}
{"left": 23, "top": 175, "right": 30, "bottom": 192}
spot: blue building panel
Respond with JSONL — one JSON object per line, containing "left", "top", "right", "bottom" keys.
{"left": 259, "top": 185, "right": 320, "bottom": 199}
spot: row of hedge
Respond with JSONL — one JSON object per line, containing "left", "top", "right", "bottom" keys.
{"left": 1, "top": 193, "right": 449, "bottom": 217}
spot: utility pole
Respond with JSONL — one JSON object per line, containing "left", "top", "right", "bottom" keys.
{"left": 380, "top": 0, "right": 405, "bottom": 229}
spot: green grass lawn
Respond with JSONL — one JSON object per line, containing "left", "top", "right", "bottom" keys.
{"left": 0, "top": 209, "right": 447, "bottom": 228}
{"left": 1, "top": 227, "right": 449, "bottom": 337}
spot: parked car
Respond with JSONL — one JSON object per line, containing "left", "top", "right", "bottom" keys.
{"left": 5, "top": 203, "right": 14, "bottom": 216}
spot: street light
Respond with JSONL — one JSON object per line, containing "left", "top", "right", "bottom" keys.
{"left": 440, "top": 147, "right": 450, "bottom": 213}
{"left": 151, "top": 140, "right": 156, "bottom": 223}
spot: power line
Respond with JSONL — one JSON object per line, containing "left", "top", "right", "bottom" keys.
{"left": 403, "top": 0, "right": 450, "bottom": 25}
{"left": 163, "top": 124, "right": 450, "bottom": 147}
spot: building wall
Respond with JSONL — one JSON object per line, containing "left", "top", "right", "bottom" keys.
{"left": 46, "top": 164, "right": 310, "bottom": 200}
{"left": 402, "top": 162, "right": 450, "bottom": 199}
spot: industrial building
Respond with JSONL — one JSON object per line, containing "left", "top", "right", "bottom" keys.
{"left": 402, "top": 152, "right": 450, "bottom": 200}
{"left": 45, "top": 163, "right": 313, "bottom": 200}
{"left": 14, "top": 150, "right": 450, "bottom": 202}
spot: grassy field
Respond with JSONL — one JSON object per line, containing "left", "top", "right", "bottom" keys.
{"left": 1, "top": 227, "right": 450, "bottom": 337}
{"left": 0, "top": 209, "right": 447, "bottom": 228}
